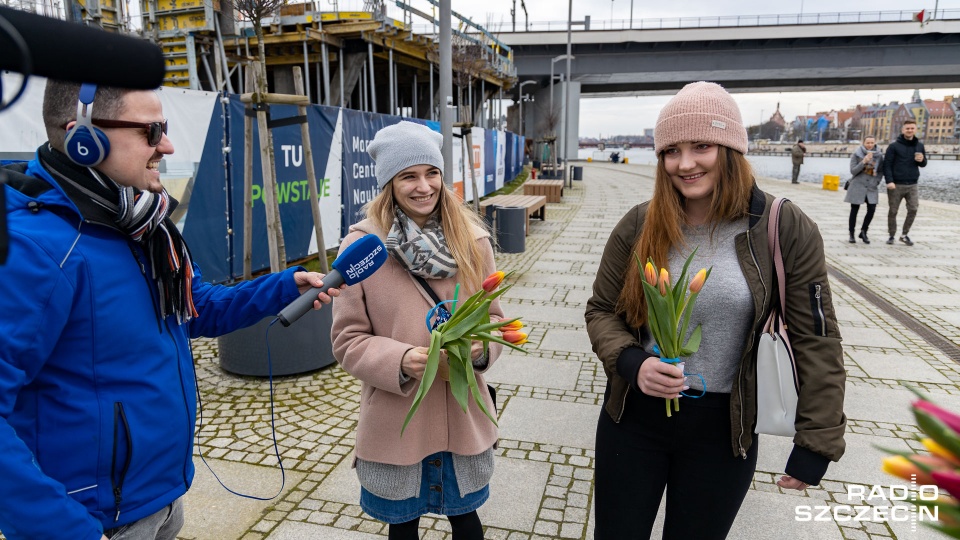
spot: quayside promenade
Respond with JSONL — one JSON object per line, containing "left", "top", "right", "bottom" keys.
{"left": 177, "top": 162, "right": 960, "bottom": 540}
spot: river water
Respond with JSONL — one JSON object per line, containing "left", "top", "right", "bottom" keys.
{"left": 578, "top": 148, "right": 960, "bottom": 205}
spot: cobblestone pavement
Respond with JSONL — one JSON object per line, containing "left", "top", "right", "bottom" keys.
{"left": 176, "top": 163, "right": 960, "bottom": 540}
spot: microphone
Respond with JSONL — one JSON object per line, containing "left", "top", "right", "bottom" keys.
{"left": 0, "top": 6, "right": 165, "bottom": 90}
{"left": 277, "top": 234, "right": 388, "bottom": 327}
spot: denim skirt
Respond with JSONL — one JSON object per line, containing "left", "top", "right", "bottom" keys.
{"left": 360, "top": 451, "right": 489, "bottom": 524}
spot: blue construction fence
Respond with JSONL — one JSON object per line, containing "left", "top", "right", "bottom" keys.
{"left": 181, "top": 96, "right": 525, "bottom": 284}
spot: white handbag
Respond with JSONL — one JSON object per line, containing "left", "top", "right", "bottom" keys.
{"left": 755, "top": 197, "right": 800, "bottom": 437}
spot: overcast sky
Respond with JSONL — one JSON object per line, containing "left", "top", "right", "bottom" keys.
{"left": 368, "top": 0, "right": 960, "bottom": 136}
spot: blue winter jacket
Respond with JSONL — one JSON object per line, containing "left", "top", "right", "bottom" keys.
{"left": 0, "top": 155, "right": 304, "bottom": 539}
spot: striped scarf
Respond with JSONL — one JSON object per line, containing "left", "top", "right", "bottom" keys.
{"left": 39, "top": 147, "right": 197, "bottom": 323}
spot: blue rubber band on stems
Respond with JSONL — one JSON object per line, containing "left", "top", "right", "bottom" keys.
{"left": 652, "top": 345, "right": 706, "bottom": 398}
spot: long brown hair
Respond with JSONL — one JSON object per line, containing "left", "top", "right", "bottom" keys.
{"left": 616, "top": 145, "right": 755, "bottom": 327}
{"left": 365, "top": 178, "right": 489, "bottom": 292}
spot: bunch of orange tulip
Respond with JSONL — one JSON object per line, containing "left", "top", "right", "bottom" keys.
{"left": 402, "top": 271, "right": 528, "bottom": 434}
{"left": 635, "top": 249, "right": 710, "bottom": 417}
{"left": 881, "top": 387, "right": 960, "bottom": 536}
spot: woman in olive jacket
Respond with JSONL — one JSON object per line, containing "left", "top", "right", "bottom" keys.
{"left": 585, "top": 82, "right": 846, "bottom": 539}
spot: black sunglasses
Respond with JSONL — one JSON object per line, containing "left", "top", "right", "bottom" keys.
{"left": 92, "top": 118, "right": 169, "bottom": 147}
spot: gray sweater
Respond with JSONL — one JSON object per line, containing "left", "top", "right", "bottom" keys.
{"left": 644, "top": 218, "right": 755, "bottom": 393}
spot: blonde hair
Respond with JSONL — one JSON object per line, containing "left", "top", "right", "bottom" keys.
{"left": 616, "top": 145, "right": 755, "bottom": 327}
{"left": 365, "top": 179, "right": 489, "bottom": 292}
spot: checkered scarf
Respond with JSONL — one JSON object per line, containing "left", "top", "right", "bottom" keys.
{"left": 384, "top": 207, "right": 457, "bottom": 279}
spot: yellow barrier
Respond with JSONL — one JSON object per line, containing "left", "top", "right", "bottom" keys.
{"left": 587, "top": 157, "right": 592, "bottom": 162}
{"left": 624, "top": 157, "right": 629, "bottom": 164}
{"left": 822, "top": 174, "right": 840, "bottom": 191}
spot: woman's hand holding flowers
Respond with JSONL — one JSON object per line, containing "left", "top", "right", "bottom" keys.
{"left": 638, "top": 357, "right": 686, "bottom": 399}
{"left": 402, "top": 347, "right": 450, "bottom": 381}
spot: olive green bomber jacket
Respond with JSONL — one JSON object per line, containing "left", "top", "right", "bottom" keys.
{"left": 584, "top": 185, "right": 846, "bottom": 485}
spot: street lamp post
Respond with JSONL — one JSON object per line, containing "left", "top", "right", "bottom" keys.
{"left": 549, "top": 54, "right": 572, "bottom": 113}
{"left": 518, "top": 80, "right": 536, "bottom": 137}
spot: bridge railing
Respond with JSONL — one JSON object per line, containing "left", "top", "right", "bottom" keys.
{"left": 468, "top": 9, "right": 960, "bottom": 33}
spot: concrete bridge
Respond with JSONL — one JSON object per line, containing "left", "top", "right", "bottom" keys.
{"left": 498, "top": 10, "right": 960, "bottom": 158}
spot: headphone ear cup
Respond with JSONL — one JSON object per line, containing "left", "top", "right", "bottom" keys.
{"left": 65, "top": 125, "right": 110, "bottom": 167}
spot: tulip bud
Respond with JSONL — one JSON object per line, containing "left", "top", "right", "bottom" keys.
{"left": 503, "top": 330, "right": 528, "bottom": 345}
{"left": 932, "top": 470, "right": 960, "bottom": 499}
{"left": 915, "top": 400, "right": 960, "bottom": 435}
{"left": 922, "top": 438, "right": 960, "bottom": 466}
{"left": 881, "top": 454, "right": 952, "bottom": 485}
{"left": 689, "top": 269, "right": 708, "bottom": 293}
{"left": 658, "top": 268, "right": 669, "bottom": 296}
{"left": 501, "top": 319, "right": 524, "bottom": 332}
{"left": 482, "top": 271, "right": 506, "bottom": 293}
{"left": 643, "top": 262, "right": 658, "bottom": 286}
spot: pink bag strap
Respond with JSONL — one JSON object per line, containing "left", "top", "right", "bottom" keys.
{"left": 767, "top": 197, "right": 789, "bottom": 319}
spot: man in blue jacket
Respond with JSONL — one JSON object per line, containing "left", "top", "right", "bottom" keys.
{"left": 0, "top": 80, "right": 341, "bottom": 540}
{"left": 883, "top": 119, "right": 927, "bottom": 246}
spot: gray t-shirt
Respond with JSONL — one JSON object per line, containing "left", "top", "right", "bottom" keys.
{"left": 645, "top": 217, "right": 755, "bottom": 394}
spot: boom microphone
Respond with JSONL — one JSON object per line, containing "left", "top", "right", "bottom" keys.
{"left": 0, "top": 6, "right": 165, "bottom": 90}
{"left": 277, "top": 234, "right": 388, "bottom": 327}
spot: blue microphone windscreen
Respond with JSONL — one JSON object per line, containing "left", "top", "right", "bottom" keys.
{"left": 331, "top": 234, "right": 388, "bottom": 286}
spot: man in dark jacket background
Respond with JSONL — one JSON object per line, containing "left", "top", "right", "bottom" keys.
{"left": 883, "top": 120, "right": 927, "bottom": 246}
{"left": 790, "top": 139, "right": 806, "bottom": 184}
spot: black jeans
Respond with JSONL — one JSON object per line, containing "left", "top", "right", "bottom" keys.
{"left": 594, "top": 391, "right": 758, "bottom": 540}
{"left": 849, "top": 203, "right": 876, "bottom": 234}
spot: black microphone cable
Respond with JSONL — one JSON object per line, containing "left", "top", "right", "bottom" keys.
{"left": 0, "top": 10, "right": 32, "bottom": 112}
{"left": 190, "top": 319, "right": 288, "bottom": 500}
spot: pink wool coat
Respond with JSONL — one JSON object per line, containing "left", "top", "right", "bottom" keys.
{"left": 331, "top": 218, "right": 504, "bottom": 465}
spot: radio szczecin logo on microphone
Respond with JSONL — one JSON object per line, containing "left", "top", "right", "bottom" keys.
{"left": 345, "top": 244, "right": 384, "bottom": 281}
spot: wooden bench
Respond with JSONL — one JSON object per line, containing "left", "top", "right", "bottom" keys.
{"left": 523, "top": 179, "right": 564, "bottom": 203}
{"left": 479, "top": 194, "right": 547, "bottom": 236}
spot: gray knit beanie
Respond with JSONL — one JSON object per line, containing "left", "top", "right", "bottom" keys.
{"left": 654, "top": 81, "right": 748, "bottom": 155}
{"left": 367, "top": 121, "right": 444, "bottom": 189}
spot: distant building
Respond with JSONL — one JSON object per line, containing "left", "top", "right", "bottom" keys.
{"left": 924, "top": 99, "right": 956, "bottom": 143}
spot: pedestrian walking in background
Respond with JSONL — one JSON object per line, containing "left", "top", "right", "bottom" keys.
{"left": 331, "top": 121, "right": 503, "bottom": 540}
{"left": 585, "top": 81, "right": 846, "bottom": 540}
{"left": 844, "top": 136, "right": 884, "bottom": 244}
{"left": 791, "top": 138, "right": 807, "bottom": 183}
{"left": 883, "top": 120, "right": 927, "bottom": 246}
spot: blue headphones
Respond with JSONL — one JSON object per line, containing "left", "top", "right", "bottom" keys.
{"left": 64, "top": 83, "right": 110, "bottom": 167}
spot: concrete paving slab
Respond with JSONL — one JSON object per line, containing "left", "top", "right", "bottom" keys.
{"left": 835, "top": 305, "right": 870, "bottom": 322}
{"left": 181, "top": 457, "right": 305, "bottom": 540}
{"left": 756, "top": 433, "right": 911, "bottom": 486}
{"left": 496, "top": 302, "right": 586, "bottom": 326}
{"left": 504, "top": 285, "right": 559, "bottom": 302}
{"left": 267, "top": 522, "right": 380, "bottom": 539}
{"left": 845, "top": 385, "right": 960, "bottom": 425}
{"left": 498, "top": 396, "right": 600, "bottom": 450}
{"left": 484, "top": 354, "right": 582, "bottom": 390}
{"left": 312, "top": 455, "right": 359, "bottom": 506}
{"left": 933, "top": 310, "right": 960, "bottom": 328}
{"left": 852, "top": 352, "right": 951, "bottom": 383}
{"left": 902, "top": 292, "right": 960, "bottom": 307}
{"left": 841, "top": 326, "right": 904, "bottom": 349}
{"left": 563, "top": 289, "right": 592, "bottom": 306}
{"left": 518, "top": 272, "right": 589, "bottom": 287}
{"left": 528, "top": 260, "right": 574, "bottom": 273}
{"left": 852, "top": 266, "right": 951, "bottom": 277}
{"left": 728, "top": 491, "right": 843, "bottom": 539}
{"left": 876, "top": 278, "right": 930, "bottom": 291}
{"left": 477, "top": 456, "right": 552, "bottom": 531}
{"left": 537, "top": 328, "right": 595, "bottom": 355}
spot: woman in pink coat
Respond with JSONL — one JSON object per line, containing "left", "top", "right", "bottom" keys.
{"left": 331, "top": 121, "right": 503, "bottom": 540}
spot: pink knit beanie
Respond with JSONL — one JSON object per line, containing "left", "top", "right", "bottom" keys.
{"left": 654, "top": 81, "right": 748, "bottom": 155}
